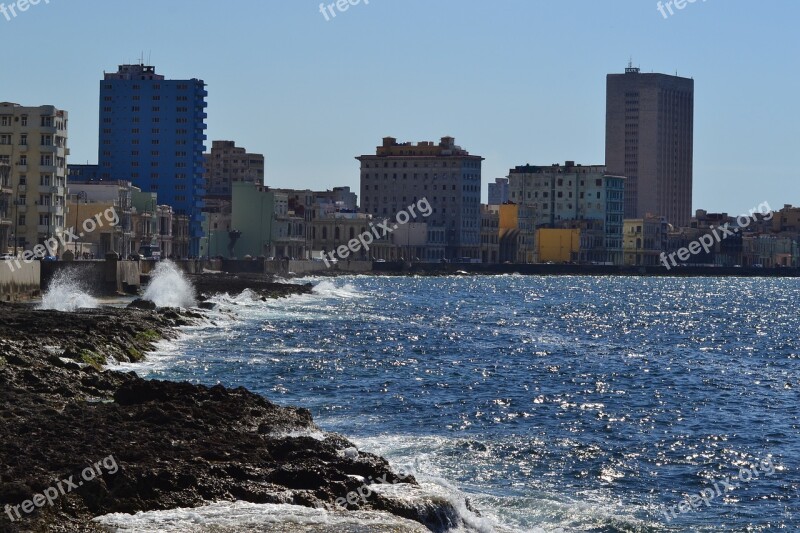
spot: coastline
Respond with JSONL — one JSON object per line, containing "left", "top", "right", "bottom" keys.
{"left": 0, "top": 278, "right": 457, "bottom": 532}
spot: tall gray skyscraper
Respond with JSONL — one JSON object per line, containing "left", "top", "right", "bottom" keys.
{"left": 605, "top": 65, "right": 694, "bottom": 227}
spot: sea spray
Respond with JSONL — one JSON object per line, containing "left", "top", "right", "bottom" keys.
{"left": 142, "top": 260, "right": 197, "bottom": 308}
{"left": 38, "top": 269, "right": 99, "bottom": 311}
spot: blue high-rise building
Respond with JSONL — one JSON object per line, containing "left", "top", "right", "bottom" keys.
{"left": 98, "top": 64, "right": 207, "bottom": 256}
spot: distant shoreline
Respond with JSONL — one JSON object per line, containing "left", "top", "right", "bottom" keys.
{"left": 305, "top": 262, "right": 800, "bottom": 278}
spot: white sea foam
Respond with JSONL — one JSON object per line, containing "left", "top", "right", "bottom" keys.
{"left": 93, "top": 501, "right": 431, "bottom": 532}
{"left": 142, "top": 260, "right": 197, "bottom": 308}
{"left": 37, "top": 269, "right": 98, "bottom": 311}
{"left": 311, "top": 279, "right": 364, "bottom": 299}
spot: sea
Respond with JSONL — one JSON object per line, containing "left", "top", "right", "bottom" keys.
{"left": 97, "top": 275, "right": 800, "bottom": 532}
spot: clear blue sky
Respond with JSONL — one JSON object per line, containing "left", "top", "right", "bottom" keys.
{"left": 2, "top": 0, "right": 797, "bottom": 215}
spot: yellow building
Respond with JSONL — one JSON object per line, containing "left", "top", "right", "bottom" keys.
{"left": 536, "top": 228, "right": 580, "bottom": 263}
{"left": 623, "top": 216, "right": 667, "bottom": 266}
{"left": 498, "top": 203, "right": 536, "bottom": 263}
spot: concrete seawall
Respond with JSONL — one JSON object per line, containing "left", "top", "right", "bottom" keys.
{"left": 265, "top": 260, "right": 373, "bottom": 276}
{"left": 40, "top": 260, "right": 141, "bottom": 296}
{"left": 0, "top": 261, "right": 40, "bottom": 301}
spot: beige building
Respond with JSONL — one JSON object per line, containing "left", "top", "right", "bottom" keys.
{"left": 172, "top": 214, "right": 191, "bottom": 258}
{"left": 771, "top": 205, "right": 800, "bottom": 234}
{"left": 312, "top": 213, "right": 375, "bottom": 261}
{"left": 358, "top": 136, "right": 483, "bottom": 261}
{"left": 0, "top": 161, "right": 11, "bottom": 251}
{"left": 480, "top": 204, "right": 499, "bottom": 263}
{"left": 68, "top": 181, "right": 133, "bottom": 257}
{"left": 0, "top": 102, "right": 69, "bottom": 253}
{"left": 623, "top": 216, "right": 668, "bottom": 266}
{"left": 204, "top": 140, "right": 265, "bottom": 213}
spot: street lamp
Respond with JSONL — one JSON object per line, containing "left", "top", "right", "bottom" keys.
{"left": 73, "top": 191, "right": 88, "bottom": 256}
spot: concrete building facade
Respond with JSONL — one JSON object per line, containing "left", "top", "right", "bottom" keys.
{"left": 480, "top": 204, "right": 499, "bottom": 263}
{"left": 623, "top": 216, "right": 668, "bottom": 266}
{"left": 358, "top": 136, "right": 483, "bottom": 261}
{"left": 606, "top": 65, "right": 694, "bottom": 227}
{"left": 0, "top": 161, "right": 10, "bottom": 251}
{"left": 0, "top": 102, "right": 69, "bottom": 254}
{"left": 231, "top": 183, "right": 305, "bottom": 259}
{"left": 203, "top": 140, "right": 265, "bottom": 213}
{"left": 487, "top": 177, "right": 509, "bottom": 205}
{"left": 98, "top": 64, "right": 208, "bottom": 256}
{"left": 507, "top": 162, "right": 624, "bottom": 263}
{"left": 67, "top": 180, "right": 133, "bottom": 257}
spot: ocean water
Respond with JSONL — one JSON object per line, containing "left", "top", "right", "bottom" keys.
{"left": 110, "top": 275, "right": 800, "bottom": 532}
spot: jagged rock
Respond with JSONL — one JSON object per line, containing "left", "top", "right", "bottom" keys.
{"left": 127, "top": 298, "right": 157, "bottom": 310}
{"left": 0, "top": 282, "right": 451, "bottom": 532}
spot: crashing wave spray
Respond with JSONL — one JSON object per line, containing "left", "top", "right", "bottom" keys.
{"left": 38, "top": 269, "right": 99, "bottom": 311}
{"left": 142, "top": 260, "right": 197, "bottom": 308}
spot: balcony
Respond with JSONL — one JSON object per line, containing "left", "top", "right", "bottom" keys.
{"left": 48, "top": 186, "right": 65, "bottom": 196}
{"left": 38, "top": 205, "right": 64, "bottom": 216}
{"left": 17, "top": 184, "right": 26, "bottom": 193}
{"left": 18, "top": 144, "right": 27, "bottom": 152}
{"left": 40, "top": 145, "right": 58, "bottom": 153}
{"left": 39, "top": 165, "right": 57, "bottom": 173}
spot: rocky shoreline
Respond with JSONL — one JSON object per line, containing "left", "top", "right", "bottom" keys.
{"left": 0, "top": 277, "right": 460, "bottom": 532}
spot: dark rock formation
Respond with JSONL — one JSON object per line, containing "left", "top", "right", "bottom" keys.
{"left": 0, "top": 283, "right": 457, "bottom": 532}
{"left": 187, "top": 273, "right": 313, "bottom": 301}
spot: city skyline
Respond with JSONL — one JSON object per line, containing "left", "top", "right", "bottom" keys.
{"left": 2, "top": 0, "right": 798, "bottom": 217}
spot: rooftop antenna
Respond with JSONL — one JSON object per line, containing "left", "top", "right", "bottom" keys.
{"left": 625, "top": 57, "right": 640, "bottom": 74}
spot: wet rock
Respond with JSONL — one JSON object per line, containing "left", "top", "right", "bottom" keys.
{"left": 0, "top": 299, "right": 446, "bottom": 532}
{"left": 127, "top": 298, "right": 157, "bottom": 310}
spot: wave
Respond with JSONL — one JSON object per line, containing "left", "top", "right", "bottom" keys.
{"left": 38, "top": 269, "right": 98, "bottom": 311}
{"left": 94, "top": 501, "right": 432, "bottom": 532}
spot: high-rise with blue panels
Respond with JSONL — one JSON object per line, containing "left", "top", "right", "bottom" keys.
{"left": 98, "top": 64, "right": 207, "bottom": 256}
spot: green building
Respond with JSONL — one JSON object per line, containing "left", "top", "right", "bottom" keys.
{"left": 231, "top": 182, "right": 277, "bottom": 258}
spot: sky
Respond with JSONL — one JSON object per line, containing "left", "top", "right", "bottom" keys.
{"left": 1, "top": 0, "right": 798, "bottom": 215}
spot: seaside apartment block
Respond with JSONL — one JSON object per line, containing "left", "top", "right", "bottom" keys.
{"left": 358, "top": 136, "right": 483, "bottom": 261}
{"left": 0, "top": 102, "right": 69, "bottom": 254}
{"left": 98, "top": 64, "right": 208, "bottom": 256}
{"left": 606, "top": 65, "right": 694, "bottom": 227}
{"left": 507, "top": 161, "right": 625, "bottom": 264}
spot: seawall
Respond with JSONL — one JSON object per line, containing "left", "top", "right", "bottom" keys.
{"left": 0, "top": 261, "right": 40, "bottom": 301}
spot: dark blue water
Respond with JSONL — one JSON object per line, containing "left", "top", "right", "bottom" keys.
{"left": 129, "top": 275, "right": 800, "bottom": 532}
